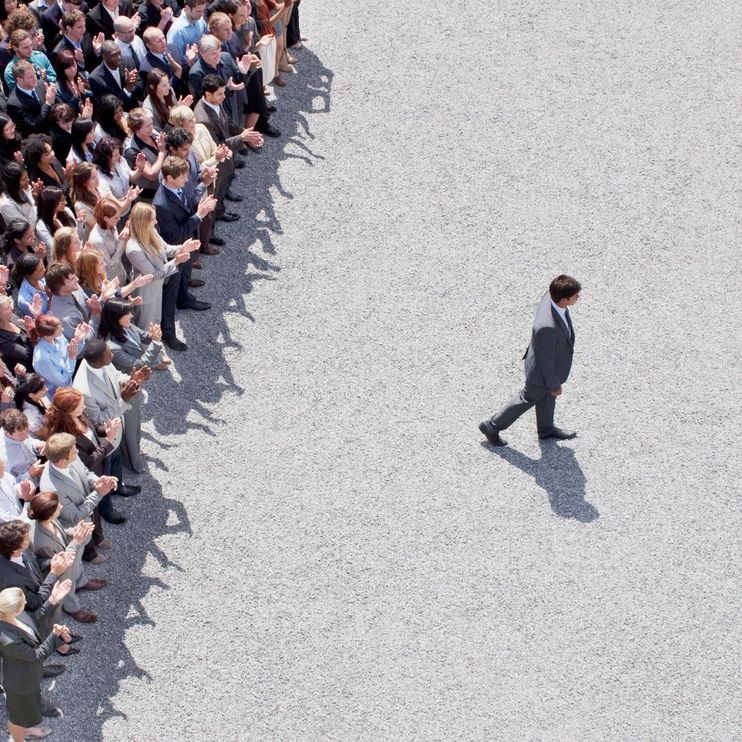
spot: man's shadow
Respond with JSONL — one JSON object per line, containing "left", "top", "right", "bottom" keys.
{"left": 484, "top": 440, "right": 599, "bottom": 522}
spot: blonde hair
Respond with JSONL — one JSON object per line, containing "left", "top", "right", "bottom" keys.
{"left": 168, "top": 105, "right": 195, "bottom": 128}
{"left": 44, "top": 432, "right": 77, "bottom": 464}
{"left": 51, "top": 227, "right": 79, "bottom": 265}
{"left": 0, "top": 295, "right": 13, "bottom": 313}
{"left": 0, "top": 587, "right": 24, "bottom": 616}
{"left": 129, "top": 202, "right": 165, "bottom": 259}
{"left": 76, "top": 247, "right": 105, "bottom": 295}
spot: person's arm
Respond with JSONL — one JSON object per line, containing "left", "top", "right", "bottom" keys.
{"left": 21, "top": 569, "right": 58, "bottom": 611}
{"left": 154, "top": 202, "right": 200, "bottom": 244}
{"left": 58, "top": 488, "right": 104, "bottom": 526}
{"left": 0, "top": 627, "right": 62, "bottom": 664}
{"left": 126, "top": 240, "right": 179, "bottom": 281}
{"left": 40, "top": 54, "right": 57, "bottom": 84}
{"left": 532, "top": 326, "right": 561, "bottom": 392}
{"left": 33, "top": 344, "right": 74, "bottom": 390}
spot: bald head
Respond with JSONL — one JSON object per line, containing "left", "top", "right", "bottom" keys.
{"left": 114, "top": 15, "right": 135, "bottom": 35}
{"left": 143, "top": 26, "right": 167, "bottom": 54}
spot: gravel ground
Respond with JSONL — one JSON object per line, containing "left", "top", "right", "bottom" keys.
{"left": 6, "top": 1, "right": 740, "bottom": 740}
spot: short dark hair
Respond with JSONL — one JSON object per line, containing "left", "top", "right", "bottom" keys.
{"left": 83, "top": 339, "right": 109, "bottom": 365}
{"left": 161, "top": 155, "right": 189, "bottom": 179}
{"left": 165, "top": 127, "right": 193, "bottom": 152}
{"left": 202, "top": 74, "right": 225, "bottom": 95}
{"left": 1, "top": 409, "right": 29, "bottom": 434}
{"left": 0, "top": 520, "right": 30, "bottom": 558}
{"left": 45, "top": 262, "right": 76, "bottom": 295}
{"left": 549, "top": 275, "right": 581, "bottom": 303}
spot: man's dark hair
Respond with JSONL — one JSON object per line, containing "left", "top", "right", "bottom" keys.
{"left": 184, "top": 0, "right": 206, "bottom": 8}
{"left": 45, "top": 262, "right": 75, "bottom": 295}
{"left": 83, "top": 339, "right": 109, "bottom": 366}
{"left": 165, "top": 127, "right": 194, "bottom": 152}
{"left": 0, "top": 520, "right": 30, "bottom": 558}
{"left": 161, "top": 155, "right": 189, "bottom": 179}
{"left": 549, "top": 275, "right": 581, "bottom": 303}
{"left": 202, "top": 74, "right": 225, "bottom": 95}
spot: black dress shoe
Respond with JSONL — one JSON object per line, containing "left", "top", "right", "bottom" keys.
{"left": 479, "top": 421, "right": 507, "bottom": 447}
{"left": 101, "top": 509, "right": 127, "bottom": 524}
{"left": 189, "top": 278, "right": 206, "bottom": 288}
{"left": 41, "top": 702, "right": 63, "bottom": 717}
{"left": 217, "top": 212, "right": 241, "bottom": 222}
{"left": 539, "top": 427, "right": 577, "bottom": 440}
{"left": 266, "top": 103, "right": 277, "bottom": 112}
{"left": 209, "top": 236, "right": 225, "bottom": 246}
{"left": 234, "top": 158, "right": 246, "bottom": 169}
{"left": 42, "top": 665, "right": 66, "bottom": 678}
{"left": 178, "top": 299, "right": 211, "bottom": 311}
{"left": 225, "top": 189, "right": 243, "bottom": 202}
{"left": 67, "top": 634, "right": 83, "bottom": 644}
{"left": 116, "top": 484, "right": 140, "bottom": 497}
{"left": 163, "top": 335, "right": 187, "bottom": 351}
{"left": 261, "top": 123, "right": 281, "bottom": 138}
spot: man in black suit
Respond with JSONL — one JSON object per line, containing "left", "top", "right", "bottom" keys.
{"left": 5, "top": 61, "right": 56, "bottom": 136}
{"left": 52, "top": 9, "right": 104, "bottom": 73}
{"left": 193, "top": 74, "right": 263, "bottom": 210}
{"left": 88, "top": 40, "right": 143, "bottom": 110}
{"left": 139, "top": 26, "right": 189, "bottom": 95}
{"left": 86, "top": 0, "right": 135, "bottom": 39}
{"left": 152, "top": 156, "right": 217, "bottom": 350}
{"left": 480, "top": 275, "right": 582, "bottom": 446}
{"left": 137, "top": 0, "right": 180, "bottom": 35}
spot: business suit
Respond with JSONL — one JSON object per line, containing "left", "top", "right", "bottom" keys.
{"left": 486, "top": 292, "right": 575, "bottom": 436}
{"left": 188, "top": 53, "right": 247, "bottom": 126}
{"left": 52, "top": 34, "right": 100, "bottom": 74}
{"left": 0, "top": 620, "right": 62, "bottom": 727}
{"left": 31, "top": 520, "right": 85, "bottom": 613}
{"left": 0, "top": 552, "right": 58, "bottom": 615}
{"left": 88, "top": 63, "right": 142, "bottom": 111}
{"left": 86, "top": 0, "right": 135, "bottom": 39}
{"left": 6, "top": 81, "right": 53, "bottom": 137}
{"left": 152, "top": 184, "right": 201, "bottom": 330}
{"left": 39, "top": 458, "right": 103, "bottom": 529}
{"left": 137, "top": 47, "right": 188, "bottom": 96}
{"left": 107, "top": 325, "right": 164, "bottom": 373}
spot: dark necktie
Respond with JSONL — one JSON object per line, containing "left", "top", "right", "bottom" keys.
{"left": 564, "top": 309, "right": 575, "bottom": 343}
{"left": 31, "top": 88, "right": 40, "bottom": 103}
{"left": 129, "top": 45, "right": 140, "bottom": 68}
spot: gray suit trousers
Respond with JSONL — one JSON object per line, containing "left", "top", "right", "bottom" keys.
{"left": 489, "top": 382, "right": 556, "bottom": 435}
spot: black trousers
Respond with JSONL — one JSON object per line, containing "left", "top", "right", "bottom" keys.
{"left": 287, "top": 0, "right": 301, "bottom": 46}
{"left": 244, "top": 67, "right": 268, "bottom": 116}
{"left": 489, "top": 382, "right": 557, "bottom": 436}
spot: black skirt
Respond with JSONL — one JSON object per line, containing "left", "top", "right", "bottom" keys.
{"left": 5, "top": 686, "right": 42, "bottom": 727}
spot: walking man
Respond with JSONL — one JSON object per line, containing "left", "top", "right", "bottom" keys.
{"left": 479, "top": 275, "right": 582, "bottom": 446}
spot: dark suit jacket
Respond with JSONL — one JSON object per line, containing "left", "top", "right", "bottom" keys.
{"left": 193, "top": 97, "right": 243, "bottom": 152}
{"left": 152, "top": 185, "right": 201, "bottom": 244}
{"left": 88, "top": 63, "right": 142, "bottom": 110}
{"left": 137, "top": 0, "right": 180, "bottom": 35}
{"left": 86, "top": 0, "right": 134, "bottom": 39}
{"left": 137, "top": 47, "right": 188, "bottom": 95}
{"left": 6, "top": 81, "right": 52, "bottom": 136}
{"left": 524, "top": 292, "right": 575, "bottom": 392}
{"left": 52, "top": 34, "right": 100, "bottom": 73}
{"left": 41, "top": 3, "right": 64, "bottom": 53}
{"left": 0, "top": 552, "right": 58, "bottom": 612}
{"left": 0, "top": 620, "right": 62, "bottom": 696}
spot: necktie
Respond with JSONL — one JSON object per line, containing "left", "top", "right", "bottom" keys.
{"left": 564, "top": 309, "right": 575, "bottom": 343}
{"left": 129, "top": 44, "right": 140, "bottom": 68}
{"left": 31, "top": 88, "right": 40, "bottom": 103}
{"left": 176, "top": 188, "right": 187, "bottom": 208}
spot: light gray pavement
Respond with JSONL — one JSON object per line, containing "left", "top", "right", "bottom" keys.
{"left": 11, "top": 1, "right": 740, "bottom": 740}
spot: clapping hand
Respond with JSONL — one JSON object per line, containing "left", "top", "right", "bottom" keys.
{"left": 18, "top": 480, "right": 36, "bottom": 502}
{"left": 93, "top": 475, "right": 118, "bottom": 495}
{"left": 180, "top": 238, "right": 201, "bottom": 254}
{"left": 215, "top": 143, "right": 232, "bottom": 162}
{"left": 148, "top": 322, "right": 163, "bottom": 342}
{"left": 50, "top": 579, "right": 73, "bottom": 606}
{"left": 101, "top": 278, "right": 119, "bottom": 301}
{"left": 87, "top": 293, "right": 102, "bottom": 315}
{"left": 72, "top": 520, "right": 95, "bottom": 544}
{"left": 33, "top": 242, "right": 47, "bottom": 258}
{"left": 92, "top": 32, "right": 105, "bottom": 56}
{"left": 80, "top": 98, "right": 94, "bottom": 119}
{"left": 200, "top": 165, "right": 217, "bottom": 186}
{"left": 0, "top": 386, "right": 14, "bottom": 404}
{"left": 44, "top": 83, "right": 57, "bottom": 106}
{"left": 29, "top": 292, "right": 43, "bottom": 318}
{"left": 29, "top": 459, "right": 45, "bottom": 479}
{"left": 125, "top": 185, "right": 142, "bottom": 202}
{"left": 124, "top": 68, "right": 139, "bottom": 91}
{"left": 0, "top": 264, "right": 7, "bottom": 288}
{"left": 50, "top": 551, "right": 75, "bottom": 575}
{"left": 13, "top": 363, "right": 27, "bottom": 378}
{"left": 134, "top": 152, "right": 147, "bottom": 174}
{"left": 120, "top": 378, "right": 140, "bottom": 401}
{"left": 52, "top": 623, "right": 72, "bottom": 642}
{"left": 196, "top": 195, "right": 217, "bottom": 218}
{"left": 240, "top": 128, "right": 263, "bottom": 148}
{"left": 226, "top": 75, "right": 245, "bottom": 91}
{"left": 102, "top": 417, "right": 121, "bottom": 443}
{"left": 74, "top": 322, "right": 91, "bottom": 344}
{"left": 176, "top": 94, "right": 194, "bottom": 108}
{"left": 131, "top": 365, "right": 151, "bottom": 384}
{"left": 185, "top": 44, "right": 199, "bottom": 65}
{"left": 31, "top": 178, "right": 44, "bottom": 198}
{"left": 132, "top": 273, "right": 154, "bottom": 289}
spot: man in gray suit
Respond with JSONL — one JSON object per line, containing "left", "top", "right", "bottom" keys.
{"left": 479, "top": 275, "right": 582, "bottom": 446}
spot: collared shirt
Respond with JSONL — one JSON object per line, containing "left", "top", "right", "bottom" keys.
{"left": 166, "top": 13, "right": 206, "bottom": 57}
{"left": 202, "top": 99, "right": 222, "bottom": 116}
{"left": 32, "top": 337, "right": 76, "bottom": 396}
{"left": 15, "top": 84, "right": 38, "bottom": 98}
{"left": 17, "top": 279, "right": 48, "bottom": 318}
{"left": 116, "top": 36, "right": 147, "bottom": 67}
{"left": 2, "top": 434, "right": 40, "bottom": 483}
{"left": 4, "top": 51, "right": 58, "bottom": 91}
{"left": 551, "top": 300, "right": 567, "bottom": 324}
{"left": 0, "top": 471, "right": 27, "bottom": 523}
{"left": 64, "top": 34, "right": 82, "bottom": 51}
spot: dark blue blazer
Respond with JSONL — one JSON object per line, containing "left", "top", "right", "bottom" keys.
{"left": 152, "top": 185, "right": 200, "bottom": 245}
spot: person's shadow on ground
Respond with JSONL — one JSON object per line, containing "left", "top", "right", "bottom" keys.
{"left": 484, "top": 441, "right": 599, "bottom": 522}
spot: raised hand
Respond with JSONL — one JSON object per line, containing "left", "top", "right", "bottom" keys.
{"left": 176, "top": 94, "right": 194, "bottom": 108}
{"left": 103, "top": 417, "right": 121, "bottom": 442}
{"left": 13, "top": 363, "right": 27, "bottom": 378}
{"left": 120, "top": 379, "right": 140, "bottom": 401}
{"left": 49, "top": 579, "right": 73, "bottom": 605}
{"left": 30, "top": 292, "right": 43, "bottom": 318}
{"left": 81, "top": 98, "right": 94, "bottom": 119}
{"left": 18, "top": 480, "right": 36, "bottom": 502}
{"left": 92, "top": 32, "right": 105, "bottom": 56}
{"left": 226, "top": 76, "right": 245, "bottom": 91}
{"left": 72, "top": 520, "right": 95, "bottom": 544}
{"left": 87, "top": 294, "right": 102, "bottom": 316}
{"left": 50, "top": 551, "right": 75, "bottom": 575}
{"left": 93, "top": 475, "right": 117, "bottom": 495}
{"left": 148, "top": 322, "right": 163, "bottom": 342}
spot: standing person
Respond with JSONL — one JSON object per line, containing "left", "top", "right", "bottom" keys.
{"left": 479, "top": 275, "right": 582, "bottom": 446}
{"left": 0, "top": 583, "right": 72, "bottom": 742}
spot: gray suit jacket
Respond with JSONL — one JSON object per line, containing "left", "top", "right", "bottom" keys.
{"left": 73, "top": 360, "right": 130, "bottom": 449}
{"left": 31, "top": 520, "right": 77, "bottom": 573}
{"left": 39, "top": 458, "right": 102, "bottom": 528}
{"left": 524, "top": 292, "right": 575, "bottom": 392}
{"left": 107, "top": 326, "right": 162, "bottom": 373}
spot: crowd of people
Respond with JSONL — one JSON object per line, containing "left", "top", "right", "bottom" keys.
{"left": 0, "top": 0, "right": 306, "bottom": 737}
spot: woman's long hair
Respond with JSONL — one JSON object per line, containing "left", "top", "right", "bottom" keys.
{"left": 98, "top": 298, "right": 134, "bottom": 343}
{"left": 70, "top": 118, "right": 95, "bottom": 163}
{"left": 70, "top": 162, "right": 98, "bottom": 208}
{"left": 0, "top": 162, "right": 30, "bottom": 204}
{"left": 36, "top": 387, "right": 88, "bottom": 439}
{"left": 128, "top": 202, "right": 166, "bottom": 259}
{"left": 75, "top": 247, "right": 104, "bottom": 295}
{"left": 96, "top": 95, "right": 129, "bottom": 142}
{"left": 37, "top": 186, "right": 75, "bottom": 235}
{"left": 1, "top": 218, "right": 31, "bottom": 261}
{"left": 146, "top": 68, "right": 175, "bottom": 128}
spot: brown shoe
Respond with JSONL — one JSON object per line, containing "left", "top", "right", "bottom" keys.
{"left": 192, "top": 259, "right": 203, "bottom": 270}
{"left": 273, "top": 75, "right": 286, "bottom": 87}
{"left": 65, "top": 608, "right": 97, "bottom": 623}
{"left": 90, "top": 553, "right": 107, "bottom": 565}
{"left": 200, "top": 244, "right": 220, "bottom": 256}
{"left": 78, "top": 579, "right": 108, "bottom": 592}
{"left": 96, "top": 538, "right": 112, "bottom": 550}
